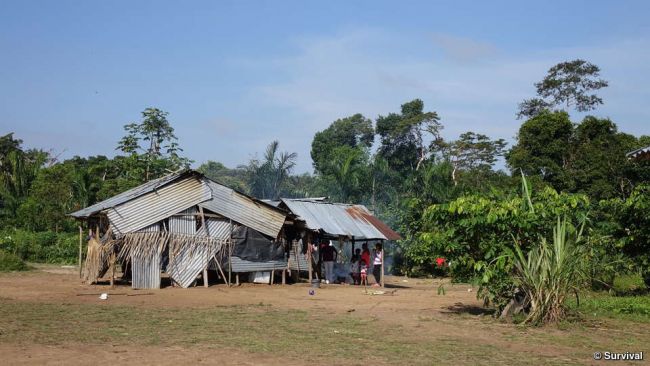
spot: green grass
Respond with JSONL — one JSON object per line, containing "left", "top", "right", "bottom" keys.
{"left": 0, "top": 299, "right": 567, "bottom": 365}
{"left": 571, "top": 292, "right": 650, "bottom": 322}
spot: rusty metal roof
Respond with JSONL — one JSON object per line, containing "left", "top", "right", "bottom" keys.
{"left": 627, "top": 145, "right": 650, "bottom": 160}
{"left": 281, "top": 199, "right": 401, "bottom": 240}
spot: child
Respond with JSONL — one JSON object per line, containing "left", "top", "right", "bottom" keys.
{"left": 350, "top": 248, "right": 361, "bottom": 285}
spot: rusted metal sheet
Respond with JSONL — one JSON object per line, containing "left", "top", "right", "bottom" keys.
{"left": 627, "top": 145, "right": 650, "bottom": 160}
{"left": 345, "top": 206, "right": 401, "bottom": 240}
{"left": 107, "top": 177, "right": 211, "bottom": 234}
{"left": 200, "top": 180, "right": 287, "bottom": 238}
{"left": 70, "top": 170, "right": 196, "bottom": 218}
{"left": 281, "top": 199, "right": 399, "bottom": 240}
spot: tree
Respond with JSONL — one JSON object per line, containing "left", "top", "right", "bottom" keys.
{"left": 311, "top": 113, "right": 374, "bottom": 175}
{"left": 117, "top": 108, "right": 191, "bottom": 181}
{"left": 517, "top": 59, "right": 608, "bottom": 119}
{"left": 434, "top": 132, "right": 507, "bottom": 186}
{"left": 197, "top": 161, "right": 249, "bottom": 193}
{"left": 244, "top": 141, "right": 297, "bottom": 200}
{"left": 0, "top": 134, "right": 48, "bottom": 226}
{"left": 506, "top": 111, "right": 574, "bottom": 190}
{"left": 376, "top": 99, "right": 442, "bottom": 175}
{"left": 318, "top": 146, "right": 369, "bottom": 203}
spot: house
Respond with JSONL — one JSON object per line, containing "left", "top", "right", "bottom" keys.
{"left": 70, "top": 170, "right": 288, "bottom": 289}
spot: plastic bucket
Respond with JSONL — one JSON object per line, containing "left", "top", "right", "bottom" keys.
{"left": 311, "top": 279, "right": 321, "bottom": 288}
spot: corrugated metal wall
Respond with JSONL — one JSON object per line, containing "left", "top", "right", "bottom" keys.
{"left": 169, "top": 207, "right": 197, "bottom": 235}
{"left": 107, "top": 177, "right": 211, "bottom": 234}
{"left": 131, "top": 250, "right": 162, "bottom": 289}
{"left": 228, "top": 257, "right": 287, "bottom": 272}
{"left": 167, "top": 237, "right": 225, "bottom": 288}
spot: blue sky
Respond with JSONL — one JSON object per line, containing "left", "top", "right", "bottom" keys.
{"left": 1, "top": 1, "right": 649, "bottom": 173}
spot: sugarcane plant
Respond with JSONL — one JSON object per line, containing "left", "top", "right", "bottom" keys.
{"left": 512, "top": 214, "right": 587, "bottom": 324}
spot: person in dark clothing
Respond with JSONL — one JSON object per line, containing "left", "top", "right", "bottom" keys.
{"left": 321, "top": 241, "right": 337, "bottom": 283}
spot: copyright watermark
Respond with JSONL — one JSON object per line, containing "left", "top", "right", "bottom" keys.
{"left": 593, "top": 351, "right": 644, "bottom": 361}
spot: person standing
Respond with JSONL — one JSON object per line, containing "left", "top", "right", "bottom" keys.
{"left": 372, "top": 243, "right": 383, "bottom": 287}
{"left": 321, "top": 240, "right": 337, "bottom": 284}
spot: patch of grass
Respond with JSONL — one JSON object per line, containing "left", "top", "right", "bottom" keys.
{"left": 572, "top": 292, "right": 650, "bottom": 322}
{"left": 0, "top": 249, "right": 29, "bottom": 272}
{"left": 612, "top": 274, "right": 647, "bottom": 296}
{"left": 0, "top": 299, "right": 565, "bottom": 365}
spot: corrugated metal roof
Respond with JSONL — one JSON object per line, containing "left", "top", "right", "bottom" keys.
{"left": 281, "top": 199, "right": 401, "bottom": 240}
{"left": 200, "top": 180, "right": 287, "bottom": 238}
{"left": 107, "top": 177, "right": 211, "bottom": 234}
{"left": 70, "top": 170, "right": 194, "bottom": 218}
{"left": 627, "top": 145, "right": 650, "bottom": 159}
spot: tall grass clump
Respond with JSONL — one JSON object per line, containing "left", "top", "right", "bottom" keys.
{"left": 513, "top": 217, "right": 587, "bottom": 324}
{"left": 0, "top": 249, "right": 29, "bottom": 271}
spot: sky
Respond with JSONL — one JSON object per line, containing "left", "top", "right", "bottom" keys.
{"left": 1, "top": 0, "right": 649, "bottom": 173}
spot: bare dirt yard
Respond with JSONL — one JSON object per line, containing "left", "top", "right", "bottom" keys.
{"left": 1, "top": 265, "right": 648, "bottom": 365}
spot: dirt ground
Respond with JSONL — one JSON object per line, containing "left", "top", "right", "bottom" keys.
{"left": 1, "top": 265, "right": 648, "bottom": 365}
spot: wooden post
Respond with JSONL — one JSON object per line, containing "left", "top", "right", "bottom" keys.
{"left": 380, "top": 240, "right": 385, "bottom": 288}
{"left": 235, "top": 273, "right": 240, "bottom": 286}
{"left": 270, "top": 269, "right": 275, "bottom": 285}
{"left": 282, "top": 268, "right": 286, "bottom": 285}
{"left": 78, "top": 225, "right": 83, "bottom": 279}
{"left": 198, "top": 207, "right": 209, "bottom": 288}
{"left": 110, "top": 252, "right": 116, "bottom": 288}
{"left": 228, "top": 219, "right": 233, "bottom": 286}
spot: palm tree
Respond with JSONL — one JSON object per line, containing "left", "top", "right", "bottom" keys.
{"left": 245, "top": 141, "right": 297, "bottom": 199}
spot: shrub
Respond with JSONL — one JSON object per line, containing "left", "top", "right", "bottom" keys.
{"left": 0, "top": 230, "right": 78, "bottom": 264}
{"left": 0, "top": 249, "right": 29, "bottom": 271}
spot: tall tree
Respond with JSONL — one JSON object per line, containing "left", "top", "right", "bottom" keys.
{"left": 311, "top": 113, "right": 374, "bottom": 175}
{"left": 517, "top": 59, "right": 608, "bottom": 119}
{"left": 506, "top": 111, "right": 574, "bottom": 190}
{"left": 376, "top": 99, "right": 442, "bottom": 175}
{"left": 434, "top": 132, "right": 507, "bottom": 186}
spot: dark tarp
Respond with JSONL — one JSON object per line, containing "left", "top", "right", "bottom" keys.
{"left": 232, "top": 226, "right": 284, "bottom": 261}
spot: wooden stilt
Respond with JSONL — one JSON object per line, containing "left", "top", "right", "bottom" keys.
{"left": 213, "top": 254, "right": 229, "bottom": 287}
{"left": 78, "top": 226, "right": 83, "bottom": 279}
{"left": 203, "top": 269, "right": 209, "bottom": 288}
{"left": 110, "top": 253, "right": 116, "bottom": 288}
{"left": 380, "top": 240, "right": 385, "bottom": 288}
{"left": 270, "top": 269, "right": 275, "bottom": 285}
{"left": 282, "top": 268, "right": 286, "bottom": 285}
{"left": 235, "top": 273, "right": 240, "bottom": 286}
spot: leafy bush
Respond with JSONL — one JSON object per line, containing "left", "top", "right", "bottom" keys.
{"left": 0, "top": 249, "right": 29, "bottom": 271}
{"left": 0, "top": 230, "right": 78, "bottom": 264}
{"left": 407, "top": 177, "right": 590, "bottom": 312}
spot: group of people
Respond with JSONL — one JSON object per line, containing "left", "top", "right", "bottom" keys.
{"left": 318, "top": 241, "right": 383, "bottom": 287}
